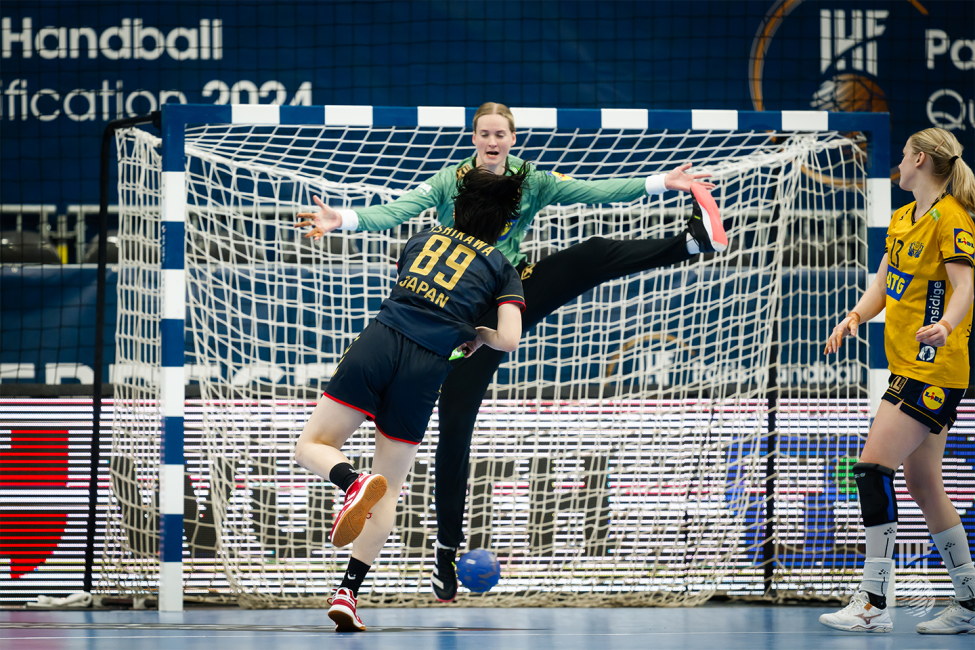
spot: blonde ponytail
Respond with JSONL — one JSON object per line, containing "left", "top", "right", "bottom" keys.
{"left": 948, "top": 156, "right": 975, "bottom": 215}
{"left": 909, "top": 128, "right": 975, "bottom": 214}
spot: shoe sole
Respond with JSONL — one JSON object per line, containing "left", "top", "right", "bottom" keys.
{"left": 820, "top": 618, "right": 892, "bottom": 633}
{"left": 691, "top": 184, "right": 728, "bottom": 252}
{"left": 328, "top": 605, "right": 366, "bottom": 632}
{"left": 331, "top": 476, "right": 388, "bottom": 548}
{"left": 434, "top": 591, "right": 456, "bottom": 603}
{"left": 916, "top": 627, "right": 975, "bottom": 634}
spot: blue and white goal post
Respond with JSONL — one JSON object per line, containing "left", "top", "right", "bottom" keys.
{"left": 138, "top": 104, "right": 889, "bottom": 611}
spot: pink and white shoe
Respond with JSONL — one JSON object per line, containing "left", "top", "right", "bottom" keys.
{"left": 688, "top": 184, "right": 728, "bottom": 253}
{"left": 330, "top": 473, "right": 387, "bottom": 548}
{"left": 327, "top": 587, "right": 366, "bottom": 632}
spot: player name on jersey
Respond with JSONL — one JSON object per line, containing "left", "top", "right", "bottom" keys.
{"left": 428, "top": 225, "right": 496, "bottom": 256}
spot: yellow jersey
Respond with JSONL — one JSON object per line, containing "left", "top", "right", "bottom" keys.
{"left": 884, "top": 193, "right": 975, "bottom": 388}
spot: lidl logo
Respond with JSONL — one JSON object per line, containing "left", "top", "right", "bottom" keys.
{"left": 907, "top": 241, "right": 924, "bottom": 258}
{"left": 918, "top": 385, "right": 948, "bottom": 413}
{"left": 885, "top": 266, "right": 914, "bottom": 300}
{"left": 547, "top": 171, "right": 574, "bottom": 181}
{"left": 954, "top": 229, "right": 974, "bottom": 257}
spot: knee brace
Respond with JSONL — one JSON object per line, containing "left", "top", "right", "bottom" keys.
{"left": 854, "top": 462, "right": 898, "bottom": 527}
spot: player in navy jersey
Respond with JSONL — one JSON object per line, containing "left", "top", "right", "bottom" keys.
{"left": 293, "top": 166, "right": 527, "bottom": 632}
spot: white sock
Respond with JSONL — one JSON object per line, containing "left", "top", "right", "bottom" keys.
{"left": 686, "top": 232, "right": 699, "bottom": 255}
{"left": 859, "top": 524, "right": 896, "bottom": 600}
{"left": 947, "top": 565, "right": 975, "bottom": 600}
{"left": 860, "top": 558, "right": 893, "bottom": 601}
{"left": 865, "top": 522, "right": 897, "bottom": 559}
{"left": 933, "top": 524, "right": 975, "bottom": 600}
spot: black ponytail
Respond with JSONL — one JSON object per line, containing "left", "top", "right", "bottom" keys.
{"left": 453, "top": 164, "right": 531, "bottom": 245}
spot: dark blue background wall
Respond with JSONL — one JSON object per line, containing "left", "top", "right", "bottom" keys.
{"left": 2, "top": 0, "right": 973, "bottom": 210}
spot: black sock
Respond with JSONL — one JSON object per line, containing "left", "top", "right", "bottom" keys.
{"left": 865, "top": 591, "right": 887, "bottom": 609}
{"left": 329, "top": 463, "right": 359, "bottom": 493}
{"left": 960, "top": 598, "right": 975, "bottom": 611}
{"left": 340, "top": 557, "right": 371, "bottom": 597}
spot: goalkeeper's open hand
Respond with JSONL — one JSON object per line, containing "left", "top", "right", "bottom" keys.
{"left": 664, "top": 163, "right": 716, "bottom": 193}
{"left": 295, "top": 195, "right": 342, "bottom": 240}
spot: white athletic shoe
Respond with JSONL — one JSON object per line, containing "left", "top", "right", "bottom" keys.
{"left": 819, "top": 591, "right": 893, "bottom": 633}
{"left": 915, "top": 599, "right": 975, "bottom": 634}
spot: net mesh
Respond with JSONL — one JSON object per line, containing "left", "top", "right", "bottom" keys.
{"left": 103, "top": 121, "right": 870, "bottom": 607}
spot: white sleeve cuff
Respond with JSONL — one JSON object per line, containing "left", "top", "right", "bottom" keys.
{"left": 645, "top": 174, "right": 668, "bottom": 195}
{"left": 337, "top": 209, "right": 359, "bottom": 231}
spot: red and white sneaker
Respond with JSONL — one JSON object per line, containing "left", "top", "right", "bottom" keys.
{"left": 327, "top": 587, "right": 365, "bottom": 632}
{"left": 331, "top": 473, "right": 387, "bottom": 548}
{"left": 687, "top": 184, "right": 728, "bottom": 253}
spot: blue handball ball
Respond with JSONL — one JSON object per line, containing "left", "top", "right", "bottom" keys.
{"left": 456, "top": 549, "right": 500, "bottom": 593}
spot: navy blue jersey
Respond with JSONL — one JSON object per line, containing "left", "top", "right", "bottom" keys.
{"left": 375, "top": 226, "right": 525, "bottom": 356}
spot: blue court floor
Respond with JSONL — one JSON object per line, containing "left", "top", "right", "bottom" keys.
{"left": 1, "top": 605, "right": 972, "bottom": 650}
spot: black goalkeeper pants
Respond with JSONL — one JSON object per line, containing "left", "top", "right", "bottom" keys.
{"left": 435, "top": 234, "right": 693, "bottom": 547}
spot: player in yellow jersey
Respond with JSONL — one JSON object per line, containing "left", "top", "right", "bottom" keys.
{"left": 820, "top": 128, "right": 975, "bottom": 634}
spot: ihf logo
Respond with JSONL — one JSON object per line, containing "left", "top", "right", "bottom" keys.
{"left": 811, "top": 10, "right": 889, "bottom": 114}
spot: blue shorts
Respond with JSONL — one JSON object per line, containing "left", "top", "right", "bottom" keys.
{"left": 323, "top": 320, "right": 451, "bottom": 444}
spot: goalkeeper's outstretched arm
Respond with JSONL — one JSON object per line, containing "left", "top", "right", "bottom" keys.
{"left": 824, "top": 254, "right": 888, "bottom": 355}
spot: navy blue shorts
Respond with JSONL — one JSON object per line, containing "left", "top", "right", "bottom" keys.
{"left": 881, "top": 373, "right": 964, "bottom": 434}
{"left": 323, "top": 320, "right": 452, "bottom": 445}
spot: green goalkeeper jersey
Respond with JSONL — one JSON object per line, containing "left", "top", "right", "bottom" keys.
{"left": 352, "top": 154, "right": 654, "bottom": 267}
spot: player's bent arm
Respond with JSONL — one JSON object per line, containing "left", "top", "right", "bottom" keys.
{"left": 851, "top": 254, "right": 889, "bottom": 323}
{"left": 824, "top": 255, "right": 888, "bottom": 355}
{"left": 476, "top": 303, "right": 523, "bottom": 353}
{"left": 942, "top": 261, "right": 975, "bottom": 332}
{"left": 494, "top": 303, "right": 523, "bottom": 352}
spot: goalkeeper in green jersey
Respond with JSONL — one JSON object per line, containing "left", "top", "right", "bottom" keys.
{"left": 297, "top": 101, "right": 727, "bottom": 602}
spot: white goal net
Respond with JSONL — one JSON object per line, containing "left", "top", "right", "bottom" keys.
{"left": 102, "top": 115, "right": 871, "bottom": 608}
